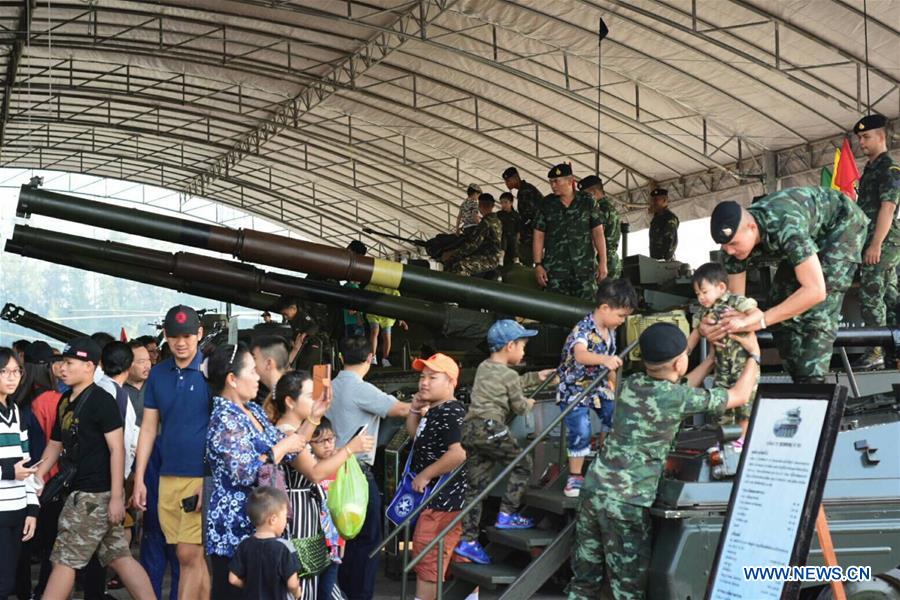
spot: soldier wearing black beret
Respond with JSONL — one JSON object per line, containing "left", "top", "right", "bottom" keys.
{"left": 502, "top": 166, "right": 544, "bottom": 264}
{"left": 706, "top": 186, "right": 868, "bottom": 383}
{"left": 578, "top": 175, "right": 622, "bottom": 279}
{"left": 648, "top": 188, "right": 679, "bottom": 261}
{"left": 852, "top": 114, "right": 900, "bottom": 369}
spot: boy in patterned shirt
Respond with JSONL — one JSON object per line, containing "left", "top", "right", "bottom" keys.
{"left": 686, "top": 262, "right": 763, "bottom": 447}
{"left": 557, "top": 279, "right": 638, "bottom": 498}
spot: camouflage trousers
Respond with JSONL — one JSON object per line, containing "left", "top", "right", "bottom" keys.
{"left": 566, "top": 495, "right": 651, "bottom": 600}
{"left": 447, "top": 254, "right": 501, "bottom": 277}
{"left": 859, "top": 244, "right": 900, "bottom": 327}
{"left": 769, "top": 254, "right": 862, "bottom": 383}
{"left": 712, "top": 343, "right": 759, "bottom": 424}
{"left": 51, "top": 491, "right": 131, "bottom": 569}
{"left": 605, "top": 252, "right": 622, "bottom": 280}
{"left": 459, "top": 418, "right": 532, "bottom": 542}
{"left": 546, "top": 266, "right": 598, "bottom": 302}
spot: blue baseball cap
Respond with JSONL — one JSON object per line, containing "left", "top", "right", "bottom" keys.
{"left": 487, "top": 319, "right": 539, "bottom": 351}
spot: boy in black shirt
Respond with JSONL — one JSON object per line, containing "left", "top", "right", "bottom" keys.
{"left": 229, "top": 486, "right": 301, "bottom": 600}
{"left": 35, "top": 337, "right": 155, "bottom": 600}
{"left": 407, "top": 353, "right": 468, "bottom": 600}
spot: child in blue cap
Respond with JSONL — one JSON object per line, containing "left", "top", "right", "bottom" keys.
{"left": 454, "top": 319, "right": 555, "bottom": 565}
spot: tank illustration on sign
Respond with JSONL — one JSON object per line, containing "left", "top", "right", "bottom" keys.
{"left": 774, "top": 407, "right": 802, "bottom": 438}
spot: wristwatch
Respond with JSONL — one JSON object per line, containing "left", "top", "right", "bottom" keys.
{"left": 266, "top": 448, "right": 276, "bottom": 464}
{"left": 758, "top": 314, "right": 768, "bottom": 330}
{"left": 748, "top": 353, "right": 761, "bottom": 365}
{"left": 534, "top": 262, "right": 544, "bottom": 268}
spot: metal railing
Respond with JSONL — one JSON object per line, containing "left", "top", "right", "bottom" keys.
{"left": 392, "top": 341, "right": 637, "bottom": 598}
{"left": 370, "top": 368, "right": 562, "bottom": 598}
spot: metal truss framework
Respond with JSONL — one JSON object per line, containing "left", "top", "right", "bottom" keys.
{"left": 0, "top": 0, "right": 894, "bottom": 255}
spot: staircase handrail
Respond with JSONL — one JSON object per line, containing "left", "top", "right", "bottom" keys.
{"left": 402, "top": 341, "right": 638, "bottom": 576}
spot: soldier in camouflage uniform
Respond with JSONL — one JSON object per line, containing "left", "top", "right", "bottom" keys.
{"left": 497, "top": 192, "right": 523, "bottom": 267}
{"left": 454, "top": 320, "right": 555, "bottom": 565}
{"left": 578, "top": 175, "right": 622, "bottom": 279}
{"left": 567, "top": 323, "right": 759, "bottom": 600}
{"left": 648, "top": 188, "right": 679, "bottom": 261}
{"left": 852, "top": 114, "right": 900, "bottom": 369}
{"left": 533, "top": 164, "right": 607, "bottom": 301}
{"left": 503, "top": 166, "right": 544, "bottom": 266}
{"left": 687, "top": 263, "right": 762, "bottom": 437}
{"left": 708, "top": 187, "right": 868, "bottom": 383}
{"left": 444, "top": 193, "right": 503, "bottom": 277}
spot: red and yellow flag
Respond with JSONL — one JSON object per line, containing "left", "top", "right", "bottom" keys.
{"left": 831, "top": 138, "right": 860, "bottom": 200}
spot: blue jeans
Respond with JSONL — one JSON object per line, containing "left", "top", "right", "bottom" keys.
{"left": 318, "top": 561, "right": 340, "bottom": 599}
{"left": 561, "top": 403, "right": 615, "bottom": 458}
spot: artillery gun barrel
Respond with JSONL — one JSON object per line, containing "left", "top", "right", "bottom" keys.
{"left": 4, "top": 239, "right": 281, "bottom": 312}
{"left": 8, "top": 226, "right": 495, "bottom": 337}
{"left": 15, "top": 186, "right": 592, "bottom": 326}
{"left": 0, "top": 303, "right": 87, "bottom": 343}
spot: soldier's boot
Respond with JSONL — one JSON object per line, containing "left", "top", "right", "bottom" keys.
{"left": 852, "top": 347, "right": 885, "bottom": 370}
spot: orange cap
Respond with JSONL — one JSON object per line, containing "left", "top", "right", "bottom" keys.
{"left": 412, "top": 353, "right": 460, "bottom": 382}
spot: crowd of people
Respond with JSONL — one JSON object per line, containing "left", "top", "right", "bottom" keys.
{"left": 0, "top": 114, "right": 896, "bottom": 600}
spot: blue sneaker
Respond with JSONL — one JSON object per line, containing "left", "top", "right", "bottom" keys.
{"left": 454, "top": 540, "right": 491, "bottom": 564}
{"left": 495, "top": 512, "right": 535, "bottom": 530}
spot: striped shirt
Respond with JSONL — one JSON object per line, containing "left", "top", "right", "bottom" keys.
{"left": 0, "top": 401, "right": 39, "bottom": 517}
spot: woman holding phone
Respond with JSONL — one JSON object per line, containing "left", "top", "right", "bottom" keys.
{"left": 204, "top": 344, "right": 330, "bottom": 600}
{"left": 0, "top": 346, "right": 39, "bottom": 598}
{"left": 271, "top": 370, "right": 375, "bottom": 600}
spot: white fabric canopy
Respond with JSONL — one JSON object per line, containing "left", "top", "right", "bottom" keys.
{"left": 0, "top": 0, "right": 896, "bottom": 253}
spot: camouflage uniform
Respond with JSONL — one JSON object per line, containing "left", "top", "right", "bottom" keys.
{"left": 516, "top": 180, "right": 543, "bottom": 265}
{"left": 447, "top": 212, "right": 503, "bottom": 276}
{"left": 692, "top": 292, "right": 760, "bottom": 423}
{"left": 857, "top": 152, "right": 900, "bottom": 328}
{"left": 649, "top": 208, "right": 679, "bottom": 260}
{"left": 724, "top": 187, "right": 868, "bottom": 383}
{"left": 460, "top": 360, "right": 542, "bottom": 542}
{"left": 534, "top": 191, "right": 603, "bottom": 301}
{"left": 497, "top": 209, "right": 523, "bottom": 266}
{"left": 597, "top": 198, "right": 622, "bottom": 278}
{"left": 567, "top": 373, "right": 728, "bottom": 600}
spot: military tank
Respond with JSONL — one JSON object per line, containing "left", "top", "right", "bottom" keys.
{"left": 7, "top": 185, "right": 900, "bottom": 599}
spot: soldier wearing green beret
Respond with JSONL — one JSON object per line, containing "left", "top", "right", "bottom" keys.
{"left": 578, "top": 175, "right": 622, "bottom": 280}
{"left": 566, "top": 323, "right": 759, "bottom": 600}
{"left": 533, "top": 164, "right": 607, "bottom": 301}
{"left": 648, "top": 188, "right": 679, "bottom": 261}
{"left": 707, "top": 187, "right": 868, "bottom": 383}
{"left": 852, "top": 115, "right": 900, "bottom": 369}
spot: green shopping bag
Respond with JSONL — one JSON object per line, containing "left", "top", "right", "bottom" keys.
{"left": 326, "top": 455, "right": 369, "bottom": 539}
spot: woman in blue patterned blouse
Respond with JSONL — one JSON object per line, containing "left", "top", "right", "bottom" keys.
{"left": 204, "top": 343, "right": 328, "bottom": 600}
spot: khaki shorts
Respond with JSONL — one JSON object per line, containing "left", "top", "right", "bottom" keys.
{"left": 413, "top": 508, "right": 462, "bottom": 583}
{"left": 51, "top": 491, "right": 131, "bottom": 569}
{"left": 158, "top": 476, "right": 203, "bottom": 545}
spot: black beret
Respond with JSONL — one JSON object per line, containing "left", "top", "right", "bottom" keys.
{"left": 501, "top": 167, "right": 519, "bottom": 180}
{"left": 548, "top": 163, "right": 573, "bottom": 179}
{"left": 710, "top": 201, "right": 743, "bottom": 244}
{"left": 639, "top": 323, "right": 687, "bottom": 363}
{"left": 577, "top": 175, "right": 603, "bottom": 191}
{"left": 853, "top": 114, "right": 887, "bottom": 134}
{"left": 346, "top": 240, "right": 367, "bottom": 256}
{"left": 650, "top": 188, "right": 668, "bottom": 197}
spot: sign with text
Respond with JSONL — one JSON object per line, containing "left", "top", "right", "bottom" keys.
{"left": 706, "top": 384, "right": 847, "bottom": 600}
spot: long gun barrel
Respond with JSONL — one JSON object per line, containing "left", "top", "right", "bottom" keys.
{"left": 15, "top": 186, "right": 592, "bottom": 326}
{"left": 1, "top": 303, "right": 87, "bottom": 343}
{"left": 7, "top": 226, "right": 495, "bottom": 338}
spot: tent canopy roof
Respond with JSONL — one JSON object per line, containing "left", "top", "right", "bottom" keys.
{"left": 1, "top": 0, "right": 897, "bottom": 253}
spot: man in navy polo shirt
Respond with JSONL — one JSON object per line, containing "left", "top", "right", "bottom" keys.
{"left": 131, "top": 305, "right": 210, "bottom": 600}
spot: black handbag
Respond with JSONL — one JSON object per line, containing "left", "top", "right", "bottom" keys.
{"left": 42, "top": 387, "right": 95, "bottom": 505}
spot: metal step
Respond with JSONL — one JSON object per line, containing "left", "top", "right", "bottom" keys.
{"left": 486, "top": 526, "right": 557, "bottom": 551}
{"left": 450, "top": 562, "right": 520, "bottom": 589}
{"left": 524, "top": 487, "right": 579, "bottom": 514}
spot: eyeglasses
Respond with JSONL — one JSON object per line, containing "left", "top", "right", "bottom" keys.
{"left": 310, "top": 436, "right": 335, "bottom": 445}
{"left": 0, "top": 368, "right": 23, "bottom": 378}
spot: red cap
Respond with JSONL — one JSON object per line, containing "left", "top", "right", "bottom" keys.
{"left": 412, "top": 353, "right": 460, "bottom": 382}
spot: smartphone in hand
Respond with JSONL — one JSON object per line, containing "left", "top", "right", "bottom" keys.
{"left": 312, "top": 364, "right": 332, "bottom": 400}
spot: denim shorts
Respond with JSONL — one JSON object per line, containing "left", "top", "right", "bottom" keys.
{"left": 560, "top": 402, "right": 615, "bottom": 458}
